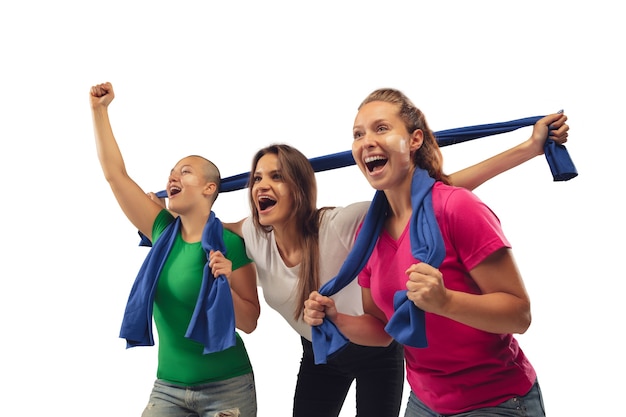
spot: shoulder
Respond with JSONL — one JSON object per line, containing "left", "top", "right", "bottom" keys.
{"left": 320, "top": 201, "right": 370, "bottom": 226}
{"left": 433, "top": 182, "right": 480, "bottom": 203}
{"left": 433, "top": 182, "right": 491, "bottom": 216}
{"left": 152, "top": 209, "right": 176, "bottom": 242}
{"left": 433, "top": 182, "right": 503, "bottom": 232}
{"left": 318, "top": 201, "right": 371, "bottom": 250}
{"left": 223, "top": 228, "right": 253, "bottom": 269}
{"left": 433, "top": 182, "right": 507, "bottom": 242}
{"left": 240, "top": 215, "right": 269, "bottom": 249}
{"left": 223, "top": 227, "right": 247, "bottom": 254}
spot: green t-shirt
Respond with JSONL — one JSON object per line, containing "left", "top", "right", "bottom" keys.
{"left": 151, "top": 210, "right": 253, "bottom": 386}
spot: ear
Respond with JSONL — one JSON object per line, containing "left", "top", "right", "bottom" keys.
{"left": 410, "top": 129, "right": 424, "bottom": 152}
{"left": 203, "top": 182, "right": 218, "bottom": 198}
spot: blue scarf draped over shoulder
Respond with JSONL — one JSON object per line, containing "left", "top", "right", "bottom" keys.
{"left": 311, "top": 168, "right": 445, "bottom": 364}
{"left": 120, "top": 212, "right": 236, "bottom": 354}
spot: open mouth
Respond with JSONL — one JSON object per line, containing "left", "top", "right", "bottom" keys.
{"left": 169, "top": 186, "right": 181, "bottom": 197}
{"left": 258, "top": 195, "right": 277, "bottom": 211}
{"left": 365, "top": 156, "right": 387, "bottom": 173}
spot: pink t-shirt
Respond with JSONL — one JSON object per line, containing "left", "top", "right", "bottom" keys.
{"left": 358, "top": 182, "right": 536, "bottom": 414}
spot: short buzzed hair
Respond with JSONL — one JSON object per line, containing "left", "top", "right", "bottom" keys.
{"left": 190, "top": 155, "right": 221, "bottom": 203}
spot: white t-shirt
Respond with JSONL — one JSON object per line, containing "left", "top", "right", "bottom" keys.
{"left": 242, "top": 201, "right": 370, "bottom": 341}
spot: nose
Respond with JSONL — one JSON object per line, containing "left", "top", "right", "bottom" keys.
{"left": 353, "top": 131, "right": 376, "bottom": 153}
{"left": 363, "top": 130, "right": 379, "bottom": 148}
{"left": 255, "top": 176, "right": 270, "bottom": 190}
{"left": 168, "top": 170, "right": 179, "bottom": 184}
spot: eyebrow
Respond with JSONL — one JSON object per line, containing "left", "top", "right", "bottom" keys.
{"left": 354, "top": 118, "right": 385, "bottom": 133}
{"left": 170, "top": 164, "right": 193, "bottom": 174}
{"left": 254, "top": 168, "right": 281, "bottom": 176}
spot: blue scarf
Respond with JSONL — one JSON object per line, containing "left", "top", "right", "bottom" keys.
{"left": 139, "top": 115, "right": 577, "bottom": 246}
{"left": 120, "top": 212, "right": 236, "bottom": 354}
{"left": 311, "top": 168, "right": 445, "bottom": 364}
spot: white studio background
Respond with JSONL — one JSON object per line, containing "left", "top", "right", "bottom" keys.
{"left": 1, "top": 1, "right": 623, "bottom": 416}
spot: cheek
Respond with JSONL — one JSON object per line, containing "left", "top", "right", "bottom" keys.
{"left": 386, "top": 135, "right": 412, "bottom": 168}
{"left": 351, "top": 145, "right": 367, "bottom": 173}
{"left": 385, "top": 134, "right": 408, "bottom": 153}
{"left": 351, "top": 141, "right": 359, "bottom": 157}
{"left": 276, "top": 183, "right": 293, "bottom": 202}
{"left": 352, "top": 140, "right": 365, "bottom": 167}
{"left": 182, "top": 175, "right": 202, "bottom": 187}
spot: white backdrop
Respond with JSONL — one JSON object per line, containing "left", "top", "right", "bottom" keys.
{"left": 1, "top": 1, "right": 623, "bottom": 416}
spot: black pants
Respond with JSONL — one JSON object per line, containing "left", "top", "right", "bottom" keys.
{"left": 293, "top": 337, "right": 405, "bottom": 417}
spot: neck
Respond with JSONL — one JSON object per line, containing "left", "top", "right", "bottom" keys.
{"left": 272, "top": 221, "right": 303, "bottom": 267}
{"left": 383, "top": 179, "right": 413, "bottom": 240}
{"left": 179, "top": 208, "right": 212, "bottom": 243}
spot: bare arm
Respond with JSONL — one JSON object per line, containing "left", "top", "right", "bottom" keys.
{"left": 208, "top": 251, "right": 260, "bottom": 333}
{"left": 229, "top": 263, "right": 260, "bottom": 333}
{"left": 220, "top": 220, "right": 260, "bottom": 332}
{"left": 90, "top": 82, "right": 162, "bottom": 241}
{"left": 222, "top": 218, "right": 246, "bottom": 238}
{"left": 304, "top": 290, "right": 393, "bottom": 347}
{"left": 449, "top": 112, "right": 569, "bottom": 190}
{"left": 405, "top": 248, "right": 531, "bottom": 334}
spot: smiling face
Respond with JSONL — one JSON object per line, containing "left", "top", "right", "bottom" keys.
{"left": 250, "top": 153, "right": 295, "bottom": 229}
{"left": 166, "top": 155, "right": 218, "bottom": 214}
{"left": 352, "top": 100, "right": 423, "bottom": 191}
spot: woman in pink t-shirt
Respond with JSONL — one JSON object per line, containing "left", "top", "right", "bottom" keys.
{"left": 304, "top": 88, "right": 569, "bottom": 416}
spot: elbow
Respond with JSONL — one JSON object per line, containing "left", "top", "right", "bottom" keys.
{"left": 518, "top": 312, "right": 532, "bottom": 334}
{"left": 103, "top": 170, "right": 130, "bottom": 188}
{"left": 238, "top": 322, "right": 257, "bottom": 334}
{"left": 237, "top": 317, "right": 258, "bottom": 334}
{"left": 379, "top": 335, "right": 395, "bottom": 347}
{"left": 515, "top": 303, "right": 532, "bottom": 334}
{"left": 238, "top": 307, "right": 261, "bottom": 334}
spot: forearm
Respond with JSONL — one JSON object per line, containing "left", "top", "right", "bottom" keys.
{"left": 449, "top": 139, "right": 539, "bottom": 190}
{"left": 222, "top": 219, "right": 244, "bottom": 238}
{"left": 228, "top": 263, "right": 260, "bottom": 334}
{"left": 231, "top": 289, "right": 260, "bottom": 334}
{"left": 332, "top": 312, "right": 393, "bottom": 347}
{"left": 440, "top": 290, "right": 531, "bottom": 334}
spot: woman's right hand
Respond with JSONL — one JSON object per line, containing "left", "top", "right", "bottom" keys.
{"left": 90, "top": 82, "right": 115, "bottom": 109}
{"left": 303, "top": 291, "right": 337, "bottom": 326}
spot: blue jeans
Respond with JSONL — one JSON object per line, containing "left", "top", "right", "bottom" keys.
{"left": 141, "top": 373, "right": 257, "bottom": 417}
{"left": 405, "top": 380, "right": 545, "bottom": 417}
{"left": 293, "top": 337, "right": 405, "bottom": 417}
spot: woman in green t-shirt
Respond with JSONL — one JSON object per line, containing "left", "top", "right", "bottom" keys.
{"left": 90, "top": 81, "right": 260, "bottom": 417}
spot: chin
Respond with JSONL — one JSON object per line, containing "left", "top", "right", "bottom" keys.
{"left": 257, "top": 215, "right": 273, "bottom": 227}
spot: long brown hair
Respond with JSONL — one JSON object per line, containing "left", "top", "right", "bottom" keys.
{"left": 358, "top": 88, "right": 451, "bottom": 185}
{"left": 248, "top": 144, "right": 329, "bottom": 320}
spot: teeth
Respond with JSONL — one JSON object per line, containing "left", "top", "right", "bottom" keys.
{"left": 258, "top": 194, "right": 277, "bottom": 211}
{"left": 365, "top": 155, "right": 386, "bottom": 163}
{"left": 364, "top": 155, "right": 387, "bottom": 173}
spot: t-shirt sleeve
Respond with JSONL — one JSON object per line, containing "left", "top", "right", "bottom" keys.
{"left": 440, "top": 187, "right": 511, "bottom": 271}
{"left": 324, "top": 201, "right": 370, "bottom": 253}
{"left": 223, "top": 228, "right": 253, "bottom": 271}
{"left": 152, "top": 209, "right": 176, "bottom": 242}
